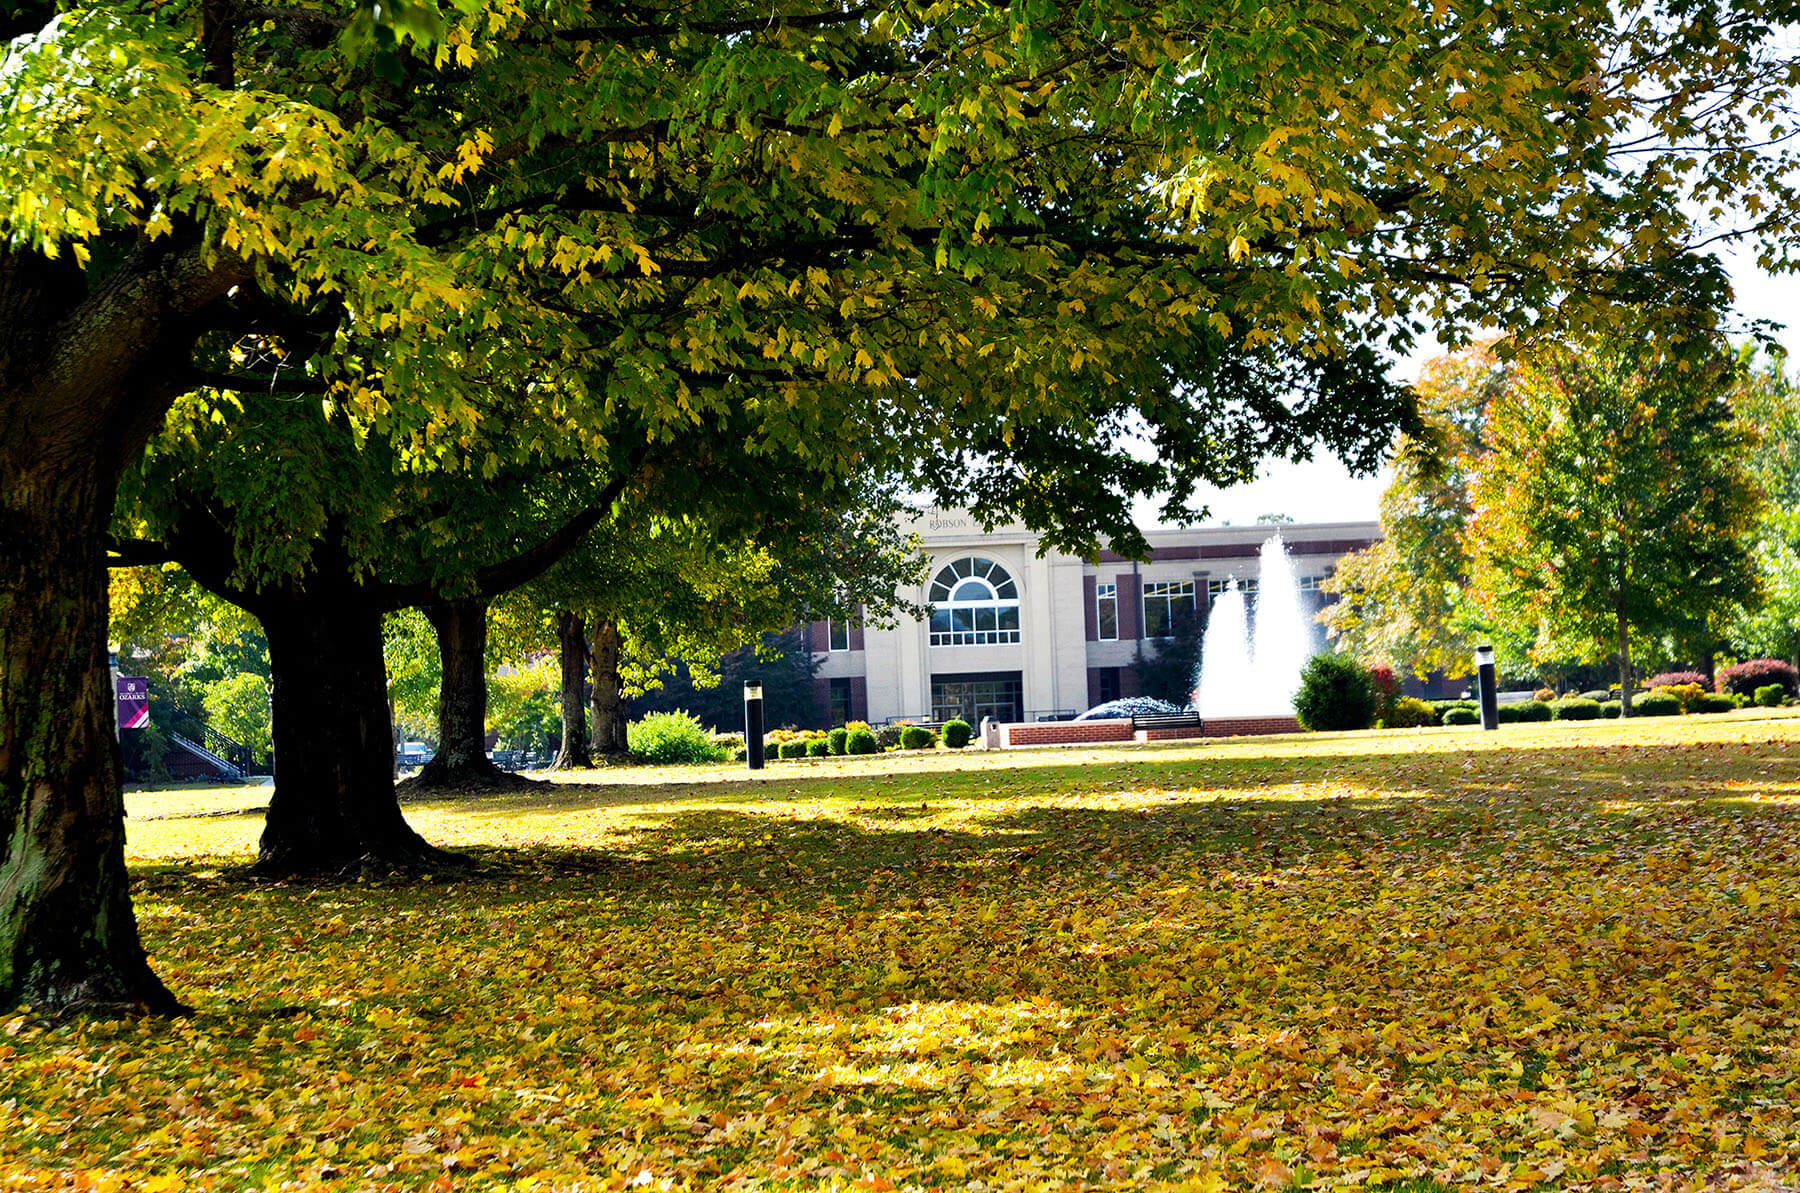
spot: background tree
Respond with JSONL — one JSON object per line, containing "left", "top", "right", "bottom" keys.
{"left": 632, "top": 630, "right": 826, "bottom": 734}
{"left": 1321, "top": 345, "right": 1503, "bottom": 679}
{"left": 532, "top": 491, "right": 923, "bottom": 755}
{"left": 109, "top": 566, "right": 273, "bottom": 776}
{"left": 1466, "top": 333, "right": 1762, "bottom": 713}
{"left": 9, "top": 0, "right": 1800, "bottom": 1011}
{"left": 1726, "top": 354, "right": 1800, "bottom": 665}
{"left": 1131, "top": 613, "right": 1204, "bottom": 706}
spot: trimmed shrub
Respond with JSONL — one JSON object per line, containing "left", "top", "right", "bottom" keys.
{"left": 1442, "top": 706, "right": 1479, "bottom": 726}
{"left": 899, "top": 725, "right": 938, "bottom": 750}
{"left": 1600, "top": 700, "right": 1622, "bottom": 718}
{"left": 1717, "top": 658, "right": 1799, "bottom": 699}
{"left": 941, "top": 719, "right": 974, "bottom": 749}
{"left": 1755, "top": 683, "right": 1787, "bottom": 708}
{"left": 1498, "top": 700, "right": 1552, "bottom": 723}
{"left": 875, "top": 724, "right": 905, "bottom": 750}
{"left": 1293, "top": 653, "right": 1378, "bottom": 732}
{"left": 1431, "top": 699, "right": 1477, "bottom": 719}
{"left": 1692, "top": 693, "right": 1737, "bottom": 715}
{"left": 1552, "top": 697, "right": 1601, "bottom": 721}
{"left": 806, "top": 737, "right": 830, "bottom": 757}
{"left": 628, "top": 711, "right": 729, "bottom": 765}
{"left": 1645, "top": 670, "right": 1709, "bottom": 691}
{"left": 1631, "top": 692, "right": 1681, "bottom": 717}
{"left": 1654, "top": 682, "right": 1706, "bottom": 713}
{"left": 777, "top": 738, "right": 809, "bottom": 760}
{"left": 1532, "top": 687, "right": 1556, "bottom": 703}
{"left": 845, "top": 727, "right": 880, "bottom": 755}
{"left": 1380, "top": 696, "right": 1435, "bottom": 728}
{"left": 1579, "top": 689, "right": 1612, "bottom": 703}
{"left": 827, "top": 727, "right": 849, "bottom": 755}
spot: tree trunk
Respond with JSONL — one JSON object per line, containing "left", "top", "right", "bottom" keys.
{"left": 409, "top": 598, "right": 532, "bottom": 792}
{"left": 259, "top": 595, "right": 455, "bottom": 876}
{"left": 0, "top": 453, "right": 183, "bottom": 1013}
{"left": 550, "top": 611, "right": 592, "bottom": 770}
{"left": 591, "top": 617, "right": 630, "bottom": 758}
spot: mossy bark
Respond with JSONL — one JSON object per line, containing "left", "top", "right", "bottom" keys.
{"left": 409, "top": 598, "right": 531, "bottom": 792}
{"left": 549, "top": 611, "right": 592, "bottom": 770}
{"left": 589, "top": 617, "right": 629, "bottom": 758}
{"left": 0, "top": 457, "right": 181, "bottom": 1014}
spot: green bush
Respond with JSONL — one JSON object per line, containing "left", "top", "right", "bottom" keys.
{"left": 1654, "top": 682, "right": 1706, "bottom": 713}
{"left": 1755, "top": 683, "right": 1786, "bottom": 707}
{"left": 1497, "top": 700, "right": 1551, "bottom": 722}
{"left": 777, "top": 738, "right": 809, "bottom": 760}
{"left": 1441, "top": 706, "right": 1479, "bottom": 726}
{"left": 875, "top": 724, "right": 904, "bottom": 750}
{"left": 1379, "top": 696, "right": 1435, "bottom": 728}
{"left": 1692, "top": 693, "right": 1737, "bottom": 715}
{"left": 1293, "top": 653, "right": 1378, "bottom": 732}
{"left": 899, "top": 725, "right": 938, "bottom": 750}
{"left": 627, "top": 711, "right": 728, "bottom": 765}
{"left": 1600, "top": 700, "right": 1622, "bottom": 718}
{"left": 845, "top": 727, "right": 879, "bottom": 755}
{"left": 1631, "top": 692, "right": 1681, "bottom": 717}
{"left": 941, "top": 719, "right": 974, "bottom": 749}
{"left": 1552, "top": 697, "right": 1601, "bottom": 721}
{"left": 708, "top": 732, "right": 744, "bottom": 755}
{"left": 1578, "top": 689, "right": 1612, "bottom": 703}
{"left": 806, "top": 736, "right": 830, "bottom": 757}
{"left": 1430, "top": 700, "right": 1477, "bottom": 719}
{"left": 827, "top": 727, "right": 849, "bottom": 755}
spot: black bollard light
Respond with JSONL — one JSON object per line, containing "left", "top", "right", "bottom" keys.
{"left": 744, "top": 680, "right": 765, "bottom": 770}
{"left": 1475, "top": 643, "right": 1499, "bottom": 731}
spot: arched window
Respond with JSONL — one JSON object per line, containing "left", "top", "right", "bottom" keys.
{"left": 927, "top": 557, "right": 1021, "bottom": 646}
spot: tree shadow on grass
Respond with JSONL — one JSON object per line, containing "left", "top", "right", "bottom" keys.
{"left": 130, "top": 734, "right": 1800, "bottom": 906}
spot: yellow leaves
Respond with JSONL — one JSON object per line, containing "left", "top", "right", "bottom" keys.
{"left": 36, "top": 719, "right": 1798, "bottom": 1190}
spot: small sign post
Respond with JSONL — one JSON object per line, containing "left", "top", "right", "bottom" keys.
{"left": 743, "top": 681, "right": 765, "bottom": 771}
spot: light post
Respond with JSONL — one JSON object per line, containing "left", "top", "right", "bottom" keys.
{"left": 1475, "top": 644, "right": 1499, "bottom": 731}
{"left": 743, "top": 681, "right": 765, "bottom": 770}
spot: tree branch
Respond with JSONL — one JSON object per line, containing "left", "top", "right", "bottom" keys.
{"left": 371, "top": 442, "right": 652, "bottom": 612}
{"left": 186, "top": 368, "right": 331, "bottom": 395}
{"left": 105, "top": 536, "right": 178, "bottom": 568}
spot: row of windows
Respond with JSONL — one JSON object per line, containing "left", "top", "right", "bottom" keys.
{"left": 822, "top": 561, "right": 1327, "bottom": 651}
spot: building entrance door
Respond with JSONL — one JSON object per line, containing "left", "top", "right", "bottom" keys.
{"left": 930, "top": 672, "right": 1023, "bottom": 723}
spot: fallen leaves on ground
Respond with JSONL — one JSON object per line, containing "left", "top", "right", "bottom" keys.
{"left": 5, "top": 717, "right": 1800, "bottom": 1191}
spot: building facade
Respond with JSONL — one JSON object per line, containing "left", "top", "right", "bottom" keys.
{"left": 808, "top": 510, "right": 1379, "bottom": 726}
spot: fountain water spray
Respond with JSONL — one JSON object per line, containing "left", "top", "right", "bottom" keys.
{"left": 1193, "top": 533, "right": 1316, "bottom": 717}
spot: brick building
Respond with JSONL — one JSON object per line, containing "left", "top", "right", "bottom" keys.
{"left": 808, "top": 509, "right": 1379, "bottom": 726}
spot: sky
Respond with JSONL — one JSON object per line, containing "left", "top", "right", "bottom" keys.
{"left": 1167, "top": 250, "right": 1794, "bottom": 528}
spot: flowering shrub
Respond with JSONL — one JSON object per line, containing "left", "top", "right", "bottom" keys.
{"left": 1653, "top": 682, "right": 1707, "bottom": 713}
{"left": 1717, "top": 659, "right": 1798, "bottom": 699}
{"left": 1645, "top": 671, "right": 1709, "bottom": 691}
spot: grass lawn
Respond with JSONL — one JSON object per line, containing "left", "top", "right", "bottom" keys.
{"left": 6, "top": 713, "right": 1800, "bottom": 1191}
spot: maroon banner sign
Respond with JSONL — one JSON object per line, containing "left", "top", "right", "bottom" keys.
{"left": 116, "top": 676, "right": 149, "bottom": 730}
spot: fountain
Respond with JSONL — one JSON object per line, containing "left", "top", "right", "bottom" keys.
{"left": 1192, "top": 533, "right": 1315, "bottom": 732}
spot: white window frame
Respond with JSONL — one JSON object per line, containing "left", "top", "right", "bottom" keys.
{"left": 1095, "top": 582, "right": 1118, "bottom": 641}
{"left": 1142, "top": 580, "right": 1197, "bottom": 639}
